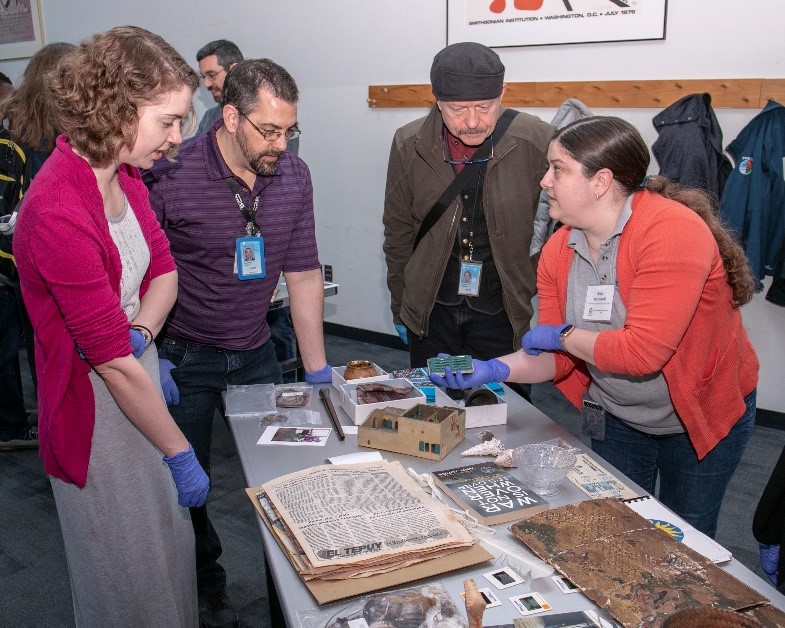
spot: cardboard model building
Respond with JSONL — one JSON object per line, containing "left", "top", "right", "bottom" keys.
{"left": 358, "top": 404, "right": 466, "bottom": 461}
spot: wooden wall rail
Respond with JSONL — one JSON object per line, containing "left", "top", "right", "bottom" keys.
{"left": 368, "top": 78, "right": 785, "bottom": 110}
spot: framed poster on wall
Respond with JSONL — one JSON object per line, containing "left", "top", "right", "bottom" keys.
{"left": 447, "top": 0, "right": 667, "bottom": 48}
{"left": 0, "top": 0, "right": 44, "bottom": 60}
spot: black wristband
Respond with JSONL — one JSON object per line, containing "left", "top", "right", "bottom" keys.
{"left": 131, "top": 324, "right": 153, "bottom": 347}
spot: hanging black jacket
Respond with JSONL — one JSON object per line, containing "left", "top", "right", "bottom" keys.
{"left": 652, "top": 93, "right": 731, "bottom": 204}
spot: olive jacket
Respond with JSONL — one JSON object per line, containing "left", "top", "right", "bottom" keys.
{"left": 383, "top": 105, "right": 553, "bottom": 348}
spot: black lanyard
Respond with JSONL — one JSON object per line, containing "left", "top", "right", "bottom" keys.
{"left": 225, "top": 178, "right": 260, "bottom": 236}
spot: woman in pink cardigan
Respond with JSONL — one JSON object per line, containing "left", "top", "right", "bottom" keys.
{"left": 431, "top": 116, "right": 758, "bottom": 539}
{"left": 14, "top": 27, "right": 208, "bottom": 627}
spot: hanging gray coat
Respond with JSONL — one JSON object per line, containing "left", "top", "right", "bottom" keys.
{"left": 529, "top": 98, "right": 593, "bottom": 257}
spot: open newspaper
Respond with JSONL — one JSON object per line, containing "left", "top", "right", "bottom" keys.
{"left": 254, "top": 460, "right": 476, "bottom": 580}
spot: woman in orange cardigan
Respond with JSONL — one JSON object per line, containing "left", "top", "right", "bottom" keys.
{"left": 431, "top": 116, "right": 758, "bottom": 538}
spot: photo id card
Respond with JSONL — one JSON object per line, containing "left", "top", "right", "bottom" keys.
{"left": 509, "top": 591, "right": 551, "bottom": 616}
{"left": 236, "top": 236, "right": 266, "bottom": 281}
{"left": 458, "top": 261, "right": 482, "bottom": 296}
{"left": 459, "top": 587, "right": 502, "bottom": 608}
{"left": 483, "top": 566, "right": 524, "bottom": 590}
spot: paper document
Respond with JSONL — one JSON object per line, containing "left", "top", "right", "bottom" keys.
{"left": 568, "top": 453, "right": 638, "bottom": 500}
{"left": 623, "top": 495, "right": 732, "bottom": 563}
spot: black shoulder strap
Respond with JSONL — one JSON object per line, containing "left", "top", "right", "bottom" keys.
{"left": 413, "top": 108, "right": 518, "bottom": 251}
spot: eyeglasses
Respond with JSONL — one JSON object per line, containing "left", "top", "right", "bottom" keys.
{"left": 200, "top": 68, "right": 226, "bottom": 83}
{"left": 241, "top": 114, "right": 301, "bottom": 142}
{"left": 442, "top": 142, "right": 494, "bottom": 165}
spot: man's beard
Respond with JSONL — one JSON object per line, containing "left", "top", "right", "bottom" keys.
{"left": 237, "top": 125, "right": 282, "bottom": 175}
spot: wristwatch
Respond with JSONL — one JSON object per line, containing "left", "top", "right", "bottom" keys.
{"left": 559, "top": 324, "right": 575, "bottom": 349}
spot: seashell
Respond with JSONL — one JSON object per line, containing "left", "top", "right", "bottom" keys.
{"left": 460, "top": 438, "right": 505, "bottom": 457}
{"left": 494, "top": 450, "right": 514, "bottom": 468}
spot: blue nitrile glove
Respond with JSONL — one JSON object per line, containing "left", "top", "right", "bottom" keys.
{"left": 760, "top": 543, "right": 780, "bottom": 586}
{"left": 159, "top": 358, "right": 180, "bottom": 405}
{"left": 394, "top": 323, "right": 409, "bottom": 346}
{"left": 522, "top": 323, "right": 572, "bottom": 356}
{"left": 130, "top": 329, "right": 146, "bottom": 358}
{"left": 305, "top": 364, "right": 332, "bottom": 384}
{"left": 162, "top": 445, "right": 210, "bottom": 508}
{"left": 428, "top": 354, "right": 510, "bottom": 389}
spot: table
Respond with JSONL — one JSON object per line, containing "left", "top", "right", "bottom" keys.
{"left": 228, "top": 385, "right": 785, "bottom": 626}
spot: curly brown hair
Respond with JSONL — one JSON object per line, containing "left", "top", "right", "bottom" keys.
{"left": 0, "top": 42, "right": 76, "bottom": 152}
{"left": 554, "top": 116, "right": 755, "bottom": 307}
{"left": 53, "top": 26, "right": 199, "bottom": 168}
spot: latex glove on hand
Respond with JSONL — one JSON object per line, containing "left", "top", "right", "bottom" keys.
{"left": 394, "top": 323, "right": 409, "bottom": 346}
{"left": 163, "top": 445, "right": 210, "bottom": 508}
{"left": 304, "top": 364, "right": 332, "bottom": 384}
{"left": 129, "top": 329, "right": 146, "bottom": 358}
{"left": 428, "top": 354, "right": 510, "bottom": 389}
{"left": 760, "top": 543, "right": 780, "bottom": 586}
{"left": 159, "top": 358, "right": 180, "bottom": 405}
{"left": 522, "top": 323, "right": 572, "bottom": 356}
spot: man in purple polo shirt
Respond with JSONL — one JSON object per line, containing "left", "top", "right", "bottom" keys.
{"left": 143, "top": 58, "right": 332, "bottom": 628}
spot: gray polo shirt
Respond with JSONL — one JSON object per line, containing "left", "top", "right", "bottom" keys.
{"left": 565, "top": 195, "right": 683, "bottom": 435}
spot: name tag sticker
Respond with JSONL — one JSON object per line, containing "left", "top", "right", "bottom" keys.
{"left": 582, "top": 284, "right": 614, "bottom": 322}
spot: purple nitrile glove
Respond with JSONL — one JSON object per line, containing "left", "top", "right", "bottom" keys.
{"left": 130, "top": 329, "right": 146, "bottom": 358}
{"left": 162, "top": 444, "right": 210, "bottom": 508}
{"left": 522, "top": 323, "right": 572, "bottom": 356}
{"left": 305, "top": 364, "right": 332, "bottom": 384}
{"left": 159, "top": 358, "right": 180, "bottom": 406}
{"left": 760, "top": 543, "right": 780, "bottom": 586}
{"left": 428, "top": 354, "right": 510, "bottom": 390}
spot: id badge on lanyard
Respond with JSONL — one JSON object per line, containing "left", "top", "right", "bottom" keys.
{"left": 226, "top": 178, "right": 266, "bottom": 281}
{"left": 235, "top": 236, "right": 266, "bottom": 280}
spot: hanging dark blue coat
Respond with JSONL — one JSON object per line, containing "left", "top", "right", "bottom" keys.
{"left": 652, "top": 92, "right": 731, "bottom": 203}
{"left": 719, "top": 100, "right": 785, "bottom": 283}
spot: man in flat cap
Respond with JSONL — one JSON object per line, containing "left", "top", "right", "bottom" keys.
{"left": 383, "top": 42, "right": 553, "bottom": 398}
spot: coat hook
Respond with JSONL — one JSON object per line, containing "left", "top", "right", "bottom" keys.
{"left": 674, "top": 82, "right": 683, "bottom": 89}
{"left": 367, "top": 98, "right": 376, "bottom": 106}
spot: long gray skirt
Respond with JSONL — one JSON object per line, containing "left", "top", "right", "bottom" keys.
{"left": 50, "top": 345, "right": 198, "bottom": 628}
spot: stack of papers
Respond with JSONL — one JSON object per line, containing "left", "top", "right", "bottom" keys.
{"left": 250, "top": 460, "right": 484, "bottom": 581}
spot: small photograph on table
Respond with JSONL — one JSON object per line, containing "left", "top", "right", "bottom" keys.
{"left": 257, "top": 426, "right": 332, "bottom": 446}
{"left": 509, "top": 591, "right": 551, "bottom": 616}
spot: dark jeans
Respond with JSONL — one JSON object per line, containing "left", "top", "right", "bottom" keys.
{"left": 408, "top": 301, "right": 531, "bottom": 401}
{"left": 592, "top": 390, "right": 756, "bottom": 538}
{"left": 267, "top": 306, "right": 296, "bottom": 384}
{"left": 0, "top": 284, "right": 26, "bottom": 434}
{"left": 158, "top": 336, "right": 283, "bottom": 594}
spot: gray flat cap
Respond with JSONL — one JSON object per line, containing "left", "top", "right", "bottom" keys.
{"left": 430, "top": 42, "right": 505, "bottom": 102}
